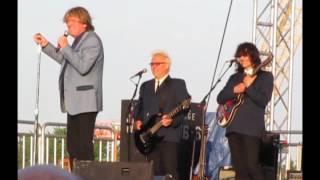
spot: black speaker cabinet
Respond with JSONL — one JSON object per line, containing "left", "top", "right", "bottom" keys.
{"left": 73, "top": 160, "right": 153, "bottom": 180}
{"left": 260, "top": 131, "right": 280, "bottom": 180}
{"left": 262, "top": 166, "right": 277, "bottom": 180}
{"left": 178, "top": 103, "right": 203, "bottom": 180}
{"left": 260, "top": 131, "right": 280, "bottom": 168}
{"left": 120, "top": 100, "right": 147, "bottom": 162}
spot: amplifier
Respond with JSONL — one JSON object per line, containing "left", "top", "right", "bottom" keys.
{"left": 73, "top": 160, "right": 153, "bottom": 180}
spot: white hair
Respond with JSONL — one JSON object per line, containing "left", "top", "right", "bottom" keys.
{"left": 151, "top": 50, "right": 172, "bottom": 65}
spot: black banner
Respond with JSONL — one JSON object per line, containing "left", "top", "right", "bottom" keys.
{"left": 179, "top": 103, "right": 204, "bottom": 180}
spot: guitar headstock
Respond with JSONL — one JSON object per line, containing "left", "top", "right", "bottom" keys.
{"left": 168, "top": 97, "right": 192, "bottom": 118}
{"left": 251, "top": 52, "right": 274, "bottom": 76}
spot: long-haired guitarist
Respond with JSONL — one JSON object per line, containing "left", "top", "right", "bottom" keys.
{"left": 216, "top": 42, "right": 274, "bottom": 180}
{"left": 133, "top": 50, "right": 191, "bottom": 180}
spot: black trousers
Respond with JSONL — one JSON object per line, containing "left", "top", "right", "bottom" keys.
{"left": 227, "top": 133, "right": 264, "bottom": 180}
{"left": 148, "top": 141, "right": 180, "bottom": 180}
{"left": 67, "top": 112, "right": 97, "bottom": 171}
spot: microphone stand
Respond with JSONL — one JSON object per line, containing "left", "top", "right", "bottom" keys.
{"left": 190, "top": 62, "right": 234, "bottom": 180}
{"left": 33, "top": 45, "right": 42, "bottom": 165}
{"left": 200, "top": 62, "right": 234, "bottom": 105}
{"left": 126, "top": 74, "right": 143, "bottom": 161}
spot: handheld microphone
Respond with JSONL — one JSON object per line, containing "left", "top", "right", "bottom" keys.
{"left": 130, "top": 68, "right": 147, "bottom": 79}
{"left": 56, "top": 31, "right": 69, "bottom": 52}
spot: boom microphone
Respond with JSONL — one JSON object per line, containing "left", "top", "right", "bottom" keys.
{"left": 130, "top": 68, "right": 147, "bottom": 79}
{"left": 225, "top": 59, "right": 237, "bottom": 63}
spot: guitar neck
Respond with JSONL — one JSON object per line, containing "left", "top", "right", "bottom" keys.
{"left": 149, "top": 105, "right": 184, "bottom": 134}
{"left": 168, "top": 105, "right": 183, "bottom": 119}
{"left": 252, "top": 63, "right": 264, "bottom": 76}
{"left": 252, "top": 53, "right": 273, "bottom": 76}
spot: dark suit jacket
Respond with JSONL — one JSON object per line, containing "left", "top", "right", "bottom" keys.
{"left": 134, "top": 76, "right": 190, "bottom": 142}
{"left": 217, "top": 71, "right": 274, "bottom": 138}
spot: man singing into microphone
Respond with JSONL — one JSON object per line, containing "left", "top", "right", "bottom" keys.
{"left": 33, "top": 6, "right": 104, "bottom": 171}
{"left": 133, "top": 50, "right": 191, "bottom": 180}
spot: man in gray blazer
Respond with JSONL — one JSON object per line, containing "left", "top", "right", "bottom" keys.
{"left": 33, "top": 6, "right": 104, "bottom": 171}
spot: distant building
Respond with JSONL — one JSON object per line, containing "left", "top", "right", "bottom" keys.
{"left": 94, "top": 120, "right": 120, "bottom": 140}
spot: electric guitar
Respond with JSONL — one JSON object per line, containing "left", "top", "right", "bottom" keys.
{"left": 134, "top": 98, "right": 191, "bottom": 155}
{"left": 216, "top": 53, "right": 273, "bottom": 127}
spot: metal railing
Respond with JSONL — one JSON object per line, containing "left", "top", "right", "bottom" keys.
{"left": 18, "top": 120, "right": 120, "bottom": 169}
{"left": 18, "top": 120, "right": 302, "bottom": 179}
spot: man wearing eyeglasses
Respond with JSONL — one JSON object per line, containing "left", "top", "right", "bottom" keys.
{"left": 134, "top": 51, "right": 191, "bottom": 180}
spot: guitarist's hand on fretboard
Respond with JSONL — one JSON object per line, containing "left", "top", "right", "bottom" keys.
{"left": 161, "top": 114, "right": 173, "bottom": 127}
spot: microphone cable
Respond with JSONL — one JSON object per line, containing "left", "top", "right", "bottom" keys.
{"left": 203, "top": 0, "right": 235, "bottom": 107}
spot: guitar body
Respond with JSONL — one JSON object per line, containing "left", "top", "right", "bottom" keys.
{"left": 216, "top": 94, "right": 244, "bottom": 127}
{"left": 217, "top": 53, "right": 273, "bottom": 128}
{"left": 134, "top": 98, "right": 191, "bottom": 155}
{"left": 134, "top": 114, "right": 163, "bottom": 155}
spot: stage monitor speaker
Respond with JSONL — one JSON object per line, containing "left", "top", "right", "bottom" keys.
{"left": 73, "top": 160, "right": 153, "bottom": 180}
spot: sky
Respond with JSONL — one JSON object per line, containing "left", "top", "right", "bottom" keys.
{"left": 18, "top": 0, "right": 302, "bottom": 133}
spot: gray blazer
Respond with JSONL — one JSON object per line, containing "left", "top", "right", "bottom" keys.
{"left": 42, "top": 31, "right": 104, "bottom": 115}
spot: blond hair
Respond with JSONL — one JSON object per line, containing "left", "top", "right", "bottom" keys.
{"left": 63, "top": 6, "right": 94, "bottom": 31}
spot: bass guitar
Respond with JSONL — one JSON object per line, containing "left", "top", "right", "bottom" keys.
{"left": 216, "top": 53, "right": 273, "bottom": 127}
{"left": 134, "top": 98, "right": 191, "bottom": 155}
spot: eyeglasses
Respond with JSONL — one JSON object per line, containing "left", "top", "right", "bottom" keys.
{"left": 149, "top": 62, "right": 167, "bottom": 66}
